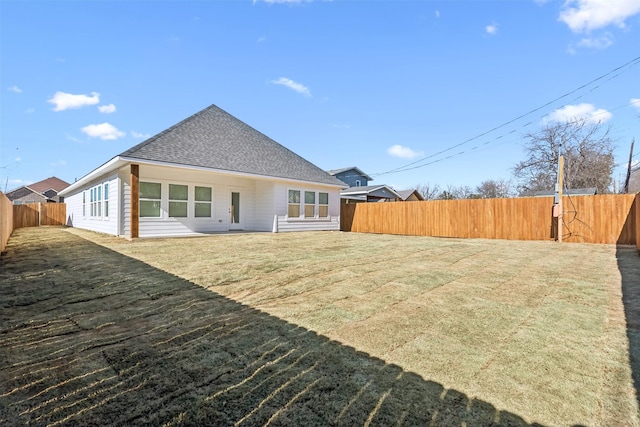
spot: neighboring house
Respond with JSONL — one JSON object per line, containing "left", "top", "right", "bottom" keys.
{"left": 58, "top": 104, "right": 345, "bottom": 238}
{"left": 328, "top": 166, "right": 400, "bottom": 202}
{"left": 6, "top": 176, "right": 70, "bottom": 204}
{"left": 339, "top": 185, "right": 401, "bottom": 202}
{"left": 396, "top": 189, "right": 424, "bottom": 201}
{"left": 629, "top": 164, "right": 640, "bottom": 194}
{"left": 327, "top": 167, "right": 372, "bottom": 188}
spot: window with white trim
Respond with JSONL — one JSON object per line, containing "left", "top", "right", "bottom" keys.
{"left": 82, "top": 191, "right": 86, "bottom": 217}
{"left": 194, "top": 186, "right": 212, "bottom": 217}
{"left": 90, "top": 187, "right": 96, "bottom": 217}
{"left": 319, "top": 192, "right": 329, "bottom": 217}
{"left": 97, "top": 185, "right": 102, "bottom": 218}
{"left": 140, "top": 182, "right": 161, "bottom": 218}
{"left": 288, "top": 190, "right": 300, "bottom": 217}
{"left": 168, "top": 184, "right": 188, "bottom": 217}
{"left": 103, "top": 183, "right": 109, "bottom": 217}
{"left": 304, "top": 191, "right": 315, "bottom": 218}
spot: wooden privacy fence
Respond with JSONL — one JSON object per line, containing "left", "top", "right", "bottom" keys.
{"left": 1, "top": 194, "right": 67, "bottom": 252}
{"left": 1, "top": 192, "right": 13, "bottom": 252}
{"left": 341, "top": 193, "right": 639, "bottom": 247}
{"left": 14, "top": 203, "right": 67, "bottom": 229}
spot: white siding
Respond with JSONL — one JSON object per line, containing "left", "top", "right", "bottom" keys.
{"left": 273, "top": 182, "right": 341, "bottom": 232}
{"left": 64, "top": 174, "right": 119, "bottom": 235}
{"left": 255, "top": 181, "right": 275, "bottom": 231}
{"left": 134, "top": 164, "right": 257, "bottom": 238}
{"left": 276, "top": 216, "right": 340, "bottom": 232}
{"left": 65, "top": 162, "right": 342, "bottom": 237}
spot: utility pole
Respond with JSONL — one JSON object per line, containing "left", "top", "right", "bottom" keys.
{"left": 623, "top": 138, "right": 635, "bottom": 194}
{"left": 555, "top": 155, "right": 564, "bottom": 243}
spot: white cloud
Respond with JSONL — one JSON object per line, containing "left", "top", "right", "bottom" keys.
{"left": 631, "top": 98, "right": 640, "bottom": 110}
{"left": 258, "top": 36, "right": 267, "bottom": 43}
{"left": 48, "top": 91, "right": 100, "bottom": 111}
{"left": 576, "top": 33, "right": 614, "bottom": 49}
{"left": 270, "top": 77, "right": 312, "bottom": 97}
{"left": 26, "top": 108, "right": 35, "bottom": 114}
{"left": 544, "top": 103, "right": 612, "bottom": 124}
{"left": 559, "top": 0, "right": 640, "bottom": 32}
{"left": 435, "top": 10, "right": 440, "bottom": 18}
{"left": 486, "top": 23, "right": 498, "bottom": 35}
{"left": 131, "top": 131, "right": 151, "bottom": 139}
{"left": 8, "top": 85, "right": 22, "bottom": 93}
{"left": 51, "top": 160, "right": 67, "bottom": 167}
{"left": 98, "top": 104, "right": 116, "bottom": 114}
{"left": 81, "top": 123, "right": 125, "bottom": 140}
{"left": 387, "top": 144, "right": 424, "bottom": 159}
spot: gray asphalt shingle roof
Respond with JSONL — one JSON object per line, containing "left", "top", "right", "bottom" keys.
{"left": 326, "top": 166, "right": 373, "bottom": 181}
{"left": 119, "top": 104, "right": 343, "bottom": 187}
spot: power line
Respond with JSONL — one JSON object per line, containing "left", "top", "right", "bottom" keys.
{"left": 388, "top": 99, "right": 637, "bottom": 176}
{"left": 371, "top": 55, "right": 640, "bottom": 178}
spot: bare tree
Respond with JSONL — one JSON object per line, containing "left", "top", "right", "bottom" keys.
{"left": 513, "top": 119, "right": 615, "bottom": 194}
{"left": 451, "top": 185, "right": 474, "bottom": 199}
{"left": 435, "top": 184, "right": 474, "bottom": 200}
{"left": 416, "top": 182, "right": 441, "bottom": 200}
{"left": 437, "top": 190, "right": 456, "bottom": 200}
{"left": 475, "top": 178, "right": 514, "bottom": 198}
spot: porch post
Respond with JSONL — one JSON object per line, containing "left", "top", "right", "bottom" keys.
{"left": 131, "top": 164, "right": 139, "bottom": 238}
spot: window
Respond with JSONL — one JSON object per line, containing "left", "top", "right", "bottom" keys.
{"left": 304, "top": 191, "right": 315, "bottom": 218}
{"left": 140, "top": 182, "right": 161, "bottom": 217}
{"left": 169, "top": 184, "right": 188, "bottom": 217}
{"left": 90, "top": 188, "right": 96, "bottom": 217}
{"left": 288, "top": 190, "right": 300, "bottom": 217}
{"left": 355, "top": 180, "right": 361, "bottom": 187}
{"left": 104, "top": 183, "right": 109, "bottom": 217}
{"left": 97, "top": 185, "right": 102, "bottom": 218}
{"left": 195, "top": 186, "right": 212, "bottom": 217}
{"left": 319, "top": 192, "right": 329, "bottom": 217}
{"left": 82, "top": 191, "right": 86, "bottom": 217}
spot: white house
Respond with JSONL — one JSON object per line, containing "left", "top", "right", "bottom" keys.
{"left": 58, "top": 104, "right": 345, "bottom": 238}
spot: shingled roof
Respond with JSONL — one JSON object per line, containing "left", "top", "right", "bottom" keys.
{"left": 119, "top": 104, "right": 343, "bottom": 187}
{"left": 27, "top": 177, "right": 70, "bottom": 193}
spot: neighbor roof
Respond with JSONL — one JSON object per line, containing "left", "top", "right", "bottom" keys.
{"left": 396, "top": 189, "right": 424, "bottom": 201}
{"left": 16, "top": 177, "right": 70, "bottom": 194}
{"left": 341, "top": 184, "right": 400, "bottom": 197}
{"left": 327, "top": 166, "right": 373, "bottom": 181}
{"left": 119, "top": 104, "right": 343, "bottom": 187}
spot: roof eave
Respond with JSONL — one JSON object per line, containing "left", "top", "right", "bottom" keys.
{"left": 58, "top": 157, "right": 128, "bottom": 196}
{"left": 121, "top": 157, "right": 346, "bottom": 189}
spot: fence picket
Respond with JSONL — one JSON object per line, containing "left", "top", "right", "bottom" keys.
{"left": 340, "top": 194, "right": 638, "bottom": 245}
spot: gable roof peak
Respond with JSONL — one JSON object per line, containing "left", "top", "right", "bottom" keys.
{"left": 119, "top": 104, "right": 343, "bottom": 186}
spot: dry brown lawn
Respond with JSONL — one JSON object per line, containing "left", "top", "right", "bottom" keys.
{"left": 1, "top": 226, "right": 639, "bottom": 426}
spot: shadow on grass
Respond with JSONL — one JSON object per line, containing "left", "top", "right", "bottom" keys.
{"left": 0, "top": 228, "right": 543, "bottom": 426}
{"left": 618, "top": 244, "right": 640, "bottom": 413}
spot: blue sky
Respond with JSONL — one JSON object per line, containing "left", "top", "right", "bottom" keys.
{"left": 1, "top": 0, "right": 639, "bottom": 193}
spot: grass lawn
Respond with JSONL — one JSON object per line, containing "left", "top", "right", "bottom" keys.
{"left": 1, "top": 226, "right": 639, "bottom": 426}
